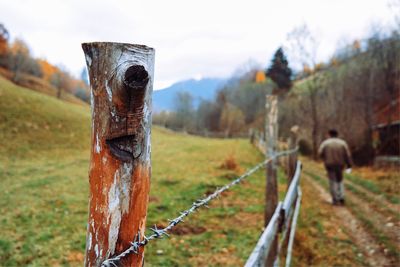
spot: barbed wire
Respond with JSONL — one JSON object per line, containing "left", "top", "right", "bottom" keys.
{"left": 101, "top": 148, "right": 298, "bottom": 267}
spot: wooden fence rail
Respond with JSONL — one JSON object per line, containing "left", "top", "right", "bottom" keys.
{"left": 245, "top": 202, "right": 283, "bottom": 267}
{"left": 245, "top": 161, "right": 302, "bottom": 267}
{"left": 282, "top": 161, "right": 302, "bottom": 216}
{"left": 285, "top": 187, "right": 302, "bottom": 267}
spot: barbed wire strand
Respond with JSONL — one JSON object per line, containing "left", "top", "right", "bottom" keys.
{"left": 102, "top": 148, "right": 298, "bottom": 267}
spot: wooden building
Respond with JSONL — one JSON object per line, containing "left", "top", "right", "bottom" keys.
{"left": 372, "top": 96, "right": 400, "bottom": 167}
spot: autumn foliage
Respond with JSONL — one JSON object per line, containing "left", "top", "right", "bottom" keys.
{"left": 0, "top": 23, "right": 89, "bottom": 102}
{"left": 255, "top": 71, "right": 266, "bottom": 83}
{"left": 38, "top": 59, "right": 58, "bottom": 81}
{"left": 0, "top": 24, "right": 8, "bottom": 57}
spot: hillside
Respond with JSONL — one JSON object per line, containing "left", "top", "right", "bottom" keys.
{"left": 0, "top": 76, "right": 91, "bottom": 160}
{"left": 153, "top": 78, "right": 226, "bottom": 112}
{"left": 0, "top": 77, "right": 268, "bottom": 266}
{"left": 0, "top": 68, "right": 87, "bottom": 106}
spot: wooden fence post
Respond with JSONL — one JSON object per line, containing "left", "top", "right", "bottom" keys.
{"left": 82, "top": 42, "right": 155, "bottom": 267}
{"left": 265, "top": 95, "right": 279, "bottom": 266}
{"left": 287, "top": 125, "right": 299, "bottom": 187}
{"left": 264, "top": 95, "right": 278, "bottom": 224}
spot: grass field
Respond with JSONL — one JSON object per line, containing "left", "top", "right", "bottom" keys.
{"left": 0, "top": 129, "right": 270, "bottom": 266}
{"left": 0, "top": 76, "right": 272, "bottom": 266}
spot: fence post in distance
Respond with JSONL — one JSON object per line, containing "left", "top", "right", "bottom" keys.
{"left": 287, "top": 125, "right": 299, "bottom": 187}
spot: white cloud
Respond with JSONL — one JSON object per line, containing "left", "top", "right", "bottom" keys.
{"left": 0, "top": 0, "right": 394, "bottom": 89}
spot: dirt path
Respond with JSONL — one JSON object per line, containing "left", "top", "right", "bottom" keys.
{"left": 305, "top": 161, "right": 400, "bottom": 215}
{"left": 303, "top": 173, "right": 394, "bottom": 267}
{"left": 304, "top": 162, "right": 400, "bottom": 243}
{"left": 345, "top": 189, "right": 400, "bottom": 250}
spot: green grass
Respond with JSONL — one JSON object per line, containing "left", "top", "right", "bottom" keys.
{"left": 0, "top": 130, "right": 270, "bottom": 266}
{"left": 345, "top": 183, "right": 400, "bottom": 221}
{"left": 0, "top": 76, "right": 92, "bottom": 265}
{"left": 345, "top": 174, "right": 400, "bottom": 204}
{"left": 304, "top": 170, "right": 326, "bottom": 187}
{"left": 0, "top": 76, "right": 91, "bottom": 160}
{"left": 0, "top": 77, "right": 286, "bottom": 266}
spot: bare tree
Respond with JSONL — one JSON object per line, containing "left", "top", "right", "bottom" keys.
{"left": 7, "top": 38, "right": 43, "bottom": 82}
{"left": 219, "top": 103, "right": 245, "bottom": 137}
{"left": 389, "top": 0, "right": 400, "bottom": 29}
{"left": 50, "top": 67, "right": 73, "bottom": 99}
{"left": 8, "top": 39, "right": 31, "bottom": 82}
{"left": 173, "top": 91, "right": 194, "bottom": 131}
{"left": 0, "top": 24, "right": 9, "bottom": 67}
{"left": 286, "top": 24, "right": 322, "bottom": 159}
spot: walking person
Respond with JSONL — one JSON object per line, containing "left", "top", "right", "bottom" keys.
{"left": 318, "top": 129, "right": 353, "bottom": 205}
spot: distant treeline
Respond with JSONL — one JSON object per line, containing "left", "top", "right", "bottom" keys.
{"left": 280, "top": 30, "right": 400, "bottom": 164}
{"left": 154, "top": 29, "right": 400, "bottom": 165}
{"left": 0, "top": 23, "right": 90, "bottom": 102}
{"left": 153, "top": 71, "right": 274, "bottom": 138}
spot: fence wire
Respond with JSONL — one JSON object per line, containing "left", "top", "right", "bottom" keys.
{"left": 102, "top": 148, "right": 298, "bottom": 267}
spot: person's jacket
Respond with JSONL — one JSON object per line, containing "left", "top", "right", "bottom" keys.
{"left": 318, "top": 137, "right": 352, "bottom": 167}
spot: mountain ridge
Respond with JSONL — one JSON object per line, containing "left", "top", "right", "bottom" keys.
{"left": 153, "top": 77, "right": 227, "bottom": 112}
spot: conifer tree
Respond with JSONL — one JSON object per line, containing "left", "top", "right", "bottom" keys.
{"left": 266, "top": 47, "right": 292, "bottom": 91}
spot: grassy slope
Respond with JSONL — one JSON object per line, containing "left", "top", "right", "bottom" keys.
{"left": 0, "top": 76, "right": 92, "bottom": 265}
{"left": 0, "top": 76, "right": 91, "bottom": 160}
{"left": 0, "top": 77, "right": 270, "bottom": 266}
{"left": 0, "top": 69, "right": 87, "bottom": 106}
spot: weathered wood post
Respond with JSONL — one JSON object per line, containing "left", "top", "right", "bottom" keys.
{"left": 287, "top": 125, "right": 299, "bottom": 187}
{"left": 284, "top": 126, "right": 299, "bottom": 256}
{"left": 264, "top": 95, "right": 279, "bottom": 266}
{"left": 249, "top": 128, "right": 255, "bottom": 144}
{"left": 82, "top": 42, "right": 155, "bottom": 267}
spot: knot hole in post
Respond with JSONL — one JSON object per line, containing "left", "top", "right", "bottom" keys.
{"left": 106, "top": 65, "right": 149, "bottom": 162}
{"left": 124, "top": 65, "right": 148, "bottom": 112}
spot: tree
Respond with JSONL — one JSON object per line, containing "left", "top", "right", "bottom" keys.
{"left": 8, "top": 39, "right": 30, "bottom": 82}
{"left": 389, "top": 0, "right": 400, "bottom": 28}
{"left": 173, "top": 91, "right": 194, "bottom": 131}
{"left": 287, "top": 24, "right": 321, "bottom": 159}
{"left": 219, "top": 103, "right": 245, "bottom": 137}
{"left": 50, "top": 71, "right": 63, "bottom": 98}
{"left": 0, "top": 24, "right": 9, "bottom": 67}
{"left": 196, "top": 99, "right": 220, "bottom": 132}
{"left": 227, "top": 81, "right": 272, "bottom": 124}
{"left": 8, "top": 39, "right": 43, "bottom": 81}
{"left": 38, "top": 59, "right": 58, "bottom": 82}
{"left": 266, "top": 47, "right": 292, "bottom": 92}
{"left": 51, "top": 67, "right": 73, "bottom": 99}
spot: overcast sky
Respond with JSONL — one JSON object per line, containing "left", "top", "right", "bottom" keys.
{"left": 0, "top": 0, "right": 396, "bottom": 89}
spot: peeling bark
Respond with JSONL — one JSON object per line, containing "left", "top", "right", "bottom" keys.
{"left": 264, "top": 95, "right": 278, "bottom": 266}
{"left": 82, "top": 42, "right": 155, "bottom": 267}
{"left": 264, "top": 95, "right": 278, "bottom": 225}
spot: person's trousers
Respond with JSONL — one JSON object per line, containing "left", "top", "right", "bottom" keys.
{"left": 325, "top": 165, "right": 345, "bottom": 202}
